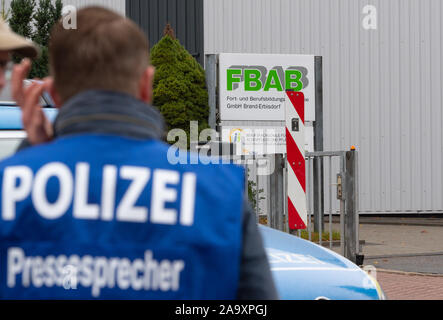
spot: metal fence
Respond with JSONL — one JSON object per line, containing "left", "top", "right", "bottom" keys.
{"left": 240, "top": 150, "right": 362, "bottom": 264}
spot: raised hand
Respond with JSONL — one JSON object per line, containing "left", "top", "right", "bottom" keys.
{"left": 11, "top": 59, "right": 54, "bottom": 145}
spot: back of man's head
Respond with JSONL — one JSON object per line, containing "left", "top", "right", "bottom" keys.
{"left": 49, "top": 6, "right": 150, "bottom": 103}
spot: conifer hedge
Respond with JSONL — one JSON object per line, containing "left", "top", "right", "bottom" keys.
{"left": 150, "top": 25, "right": 209, "bottom": 143}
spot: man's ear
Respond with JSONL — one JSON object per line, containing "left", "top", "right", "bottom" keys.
{"left": 45, "top": 77, "right": 63, "bottom": 108}
{"left": 138, "top": 65, "right": 155, "bottom": 104}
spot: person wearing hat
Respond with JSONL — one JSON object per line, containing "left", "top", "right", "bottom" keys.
{"left": 0, "top": 17, "right": 49, "bottom": 144}
{"left": 0, "top": 17, "right": 38, "bottom": 93}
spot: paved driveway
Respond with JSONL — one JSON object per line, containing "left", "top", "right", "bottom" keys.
{"left": 377, "top": 271, "right": 443, "bottom": 300}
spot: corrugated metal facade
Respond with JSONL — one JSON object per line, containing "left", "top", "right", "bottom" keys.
{"left": 126, "top": 0, "right": 204, "bottom": 65}
{"left": 204, "top": 0, "right": 443, "bottom": 214}
{"left": 3, "top": 0, "right": 125, "bottom": 16}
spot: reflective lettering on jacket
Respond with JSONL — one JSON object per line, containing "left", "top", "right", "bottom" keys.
{"left": 0, "top": 135, "right": 244, "bottom": 299}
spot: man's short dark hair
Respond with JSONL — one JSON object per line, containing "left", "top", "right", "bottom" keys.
{"left": 49, "top": 6, "right": 150, "bottom": 102}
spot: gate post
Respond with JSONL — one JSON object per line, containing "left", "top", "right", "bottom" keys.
{"left": 269, "top": 154, "right": 285, "bottom": 231}
{"left": 205, "top": 54, "right": 217, "bottom": 130}
{"left": 343, "top": 149, "right": 362, "bottom": 264}
{"left": 313, "top": 56, "right": 324, "bottom": 233}
{"left": 313, "top": 158, "right": 324, "bottom": 232}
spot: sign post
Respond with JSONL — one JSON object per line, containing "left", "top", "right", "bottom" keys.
{"left": 285, "top": 91, "right": 307, "bottom": 230}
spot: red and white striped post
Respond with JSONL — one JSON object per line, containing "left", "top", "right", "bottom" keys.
{"left": 285, "top": 91, "right": 307, "bottom": 230}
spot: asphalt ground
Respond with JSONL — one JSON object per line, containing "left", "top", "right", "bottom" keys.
{"left": 323, "top": 219, "right": 443, "bottom": 261}
{"left": 366, "top": 255, "right": 443, "bottom": 274}
{"left": 338, "top": 216, "right": 443, "bottom": 227}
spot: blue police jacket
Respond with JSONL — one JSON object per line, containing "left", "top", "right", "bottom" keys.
{"left": 0, "top": 90, "right": 259, "bottom": 300}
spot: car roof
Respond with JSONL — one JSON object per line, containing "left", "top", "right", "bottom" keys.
{"left": 0, "top": 107, "right": 58, "bottom": 130}
{"left": 0, "top": 80, "right": 55, "bottom": 107}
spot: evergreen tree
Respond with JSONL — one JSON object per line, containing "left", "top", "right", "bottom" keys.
{"left": 51, "top": 0, "right": 62, "bottom": 23}
{"left": 8, "top": 0, "right": 62, "bottom": 78}
{"left": 32, "top": 0, "right": 53, "bottom": 46}
{"left": 151, "top": 24, "right": 209, "bottom": 145}
{"left": 30, "top": 0, "right": 62, "bottom": 78}
{"left": 8, "top": 0, "right": 35, "bottom": 39}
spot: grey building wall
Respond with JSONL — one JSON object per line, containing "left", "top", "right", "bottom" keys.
{"left": 126, "top": 0, "right": 204, "bottom": 65}
{"left": 204, "top": 0, "right": 443, "bottom": 214}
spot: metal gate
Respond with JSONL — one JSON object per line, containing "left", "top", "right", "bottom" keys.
{"left": 304, "top": 150, "right": 362, "bottom": 265}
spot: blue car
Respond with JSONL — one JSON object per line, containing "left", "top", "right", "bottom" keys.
{"left": 0, "top": 106, "right": 385, "bottom": 300}
{"left": 261, "top": 226, "right": 384, "bottom": 300}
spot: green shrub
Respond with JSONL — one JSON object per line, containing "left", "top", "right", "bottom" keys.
{"left": 151, "top": 25, "right": 209, "bottom": 146}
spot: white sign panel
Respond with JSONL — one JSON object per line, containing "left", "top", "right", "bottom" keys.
{"left": 219, "top": 53, "right": 316, "bottom": 121}
{"left": 221, "top": 125, "right": 314, "bottom": 155}
{"left": 221, "top": 126, "right": 287, "bottom": 155}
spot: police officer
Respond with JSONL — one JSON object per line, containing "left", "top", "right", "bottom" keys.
{"left": 0, "top": 7, "right": 278, "bottom": 299}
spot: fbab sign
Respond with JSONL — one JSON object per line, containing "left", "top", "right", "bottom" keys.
{"left": 219, "top": 53, "right": 316, "bottom": 122}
